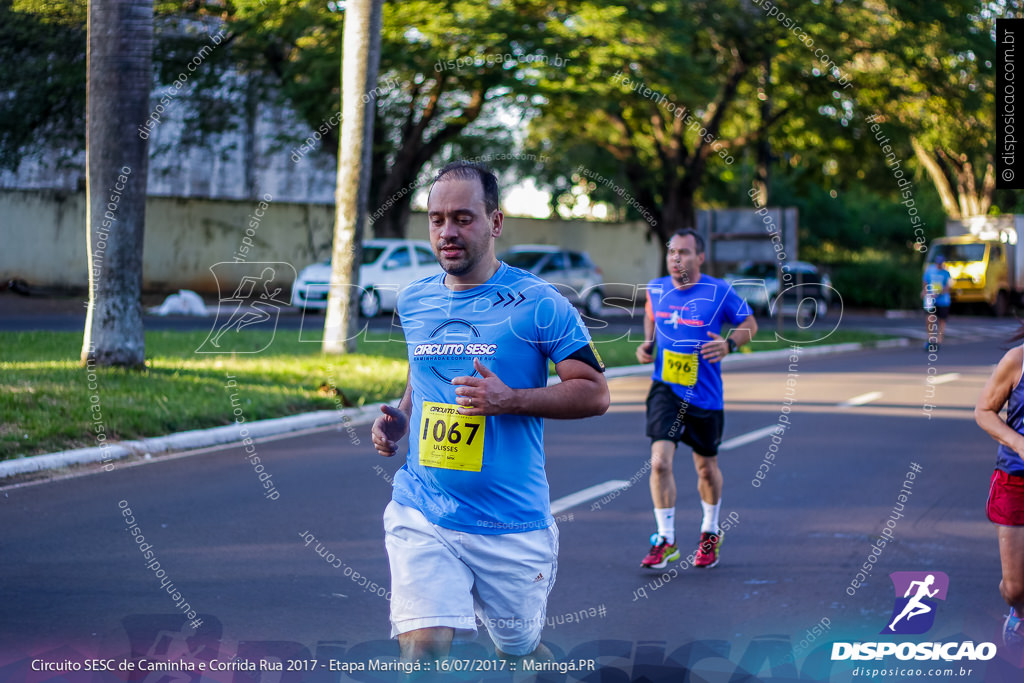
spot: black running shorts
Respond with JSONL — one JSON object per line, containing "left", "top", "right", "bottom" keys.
{"left": 645, "top": 381, "right": 724, "bottom": 456}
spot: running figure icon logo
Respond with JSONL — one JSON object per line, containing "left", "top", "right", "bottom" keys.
{"left": 881, "top": 571, "right": 949, "bottom": 635}
{"left": 197, "top": 262, "right": 295, "bottom": 354}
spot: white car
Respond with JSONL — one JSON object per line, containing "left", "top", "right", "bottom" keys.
{"left": 291, "top": 239, "right": 442, "bottom": 317}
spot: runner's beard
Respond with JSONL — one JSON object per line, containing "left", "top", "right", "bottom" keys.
{"left": 438, "top": 241, "right": 483, "bottom": 278}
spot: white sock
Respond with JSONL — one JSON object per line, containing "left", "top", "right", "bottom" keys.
{"left": 700, "top": 500, "right": 720, "bottom": 534}
{"left": 654, "top": 507, "right": 675, "bottom": 545}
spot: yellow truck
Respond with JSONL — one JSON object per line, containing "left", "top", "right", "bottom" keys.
{"left": 928, "top": 216, "right": 1022, "bottom": 316}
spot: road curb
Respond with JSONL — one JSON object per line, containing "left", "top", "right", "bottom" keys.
{"left": 0, "top": 404, "right": 390, "bottom": 479}
{"left": 2, "top": 336, "right": 905, "bottom": 480}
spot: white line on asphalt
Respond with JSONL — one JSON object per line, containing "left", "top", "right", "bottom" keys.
{"left": 932, "top": 372, "right": 960, "bottom": 385}
{"left": 720, "top": 425, "right": 781, "bottom": 451}
{"left": 551, "top": 480, "right": 630, "bottom": 514}
{"left": 550, "top": 424, "right": 786, "bottom": 514}
{"left": 840, "top": 391, "right": 884, "bottom": 407}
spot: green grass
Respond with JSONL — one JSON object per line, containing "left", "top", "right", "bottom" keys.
{"left": 1, "top": 327, "right": 893, "bottom": 461}
{"left": 2, "top": 331, "right": 408, "bottom": 461}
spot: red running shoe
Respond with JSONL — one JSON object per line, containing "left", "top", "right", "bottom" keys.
{"left": 641, "top": 535, "right": 680, "bottom": 569}
{"left": 694, "top": 530, "right": 722, "bottom": 568}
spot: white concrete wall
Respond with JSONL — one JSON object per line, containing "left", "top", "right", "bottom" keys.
{"left": 1, "top": 190, "right": 791, "bottom": 298}
{"left": 0, "top": 191, "right": 656, "bottom": 296}
{"left": 1, "top": 191, "right": 335, "bottom": 293}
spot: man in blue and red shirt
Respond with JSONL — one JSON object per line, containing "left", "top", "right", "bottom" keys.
{"left": 636, "top": 229, "right": 758, "bottom": 569}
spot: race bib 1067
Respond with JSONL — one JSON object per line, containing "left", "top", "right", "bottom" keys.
{"left": 418, "top": 401, "right": 485, "bottom": 471}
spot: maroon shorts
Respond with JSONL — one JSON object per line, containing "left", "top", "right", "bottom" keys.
{"left": 987, "top": 469, "right": 1024, "bottom": 526}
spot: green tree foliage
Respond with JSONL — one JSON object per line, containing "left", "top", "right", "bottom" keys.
{"left": 0, "top": 0, "right": 87, "bottom": 170}
{"left": 848, "top": 0, "right": 1001, "bottom": 219}
{"left": 227, "top": 0, "right": 563, "bottom": 237}
{"left": 521, "top": 0, "right": 859, "bottom": 254}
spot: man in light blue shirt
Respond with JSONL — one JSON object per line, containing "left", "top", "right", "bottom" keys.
{"left": 371, "top": 161, "right": 609, "bottom": 663}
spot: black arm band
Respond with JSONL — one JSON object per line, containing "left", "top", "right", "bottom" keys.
{"left": 565, "top": 342, "right": 606, "bottom": 373}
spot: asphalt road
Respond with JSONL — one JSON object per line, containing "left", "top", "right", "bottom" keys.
{"left": 2, "top": 341, "right": 1023, "bottom": 682}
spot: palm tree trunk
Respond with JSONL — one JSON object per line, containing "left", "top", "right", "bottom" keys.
{"left": 81, "top": 0, "right": 153, "bottom": 367}
{"left": 323, "top": 0, "right": 383, "bottom": 354}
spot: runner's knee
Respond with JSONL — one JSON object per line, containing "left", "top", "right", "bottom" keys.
{"left": 694, "top": 457, "right": 718, "bottom": 480}
{"left": 650, "top": 442, "right": 675, "bottom": 477}
{"left": 651, "top": 455, "right": 672, "bottom": 478}
{"left": 399, "top": 627, "right": 453, "bottom": 660}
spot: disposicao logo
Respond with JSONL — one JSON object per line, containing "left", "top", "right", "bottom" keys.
{"left": 831, "top": 571, "right": 997, "bottom": 663}
{"left": 882, "top": 571, "right": 948, "bottom": 635}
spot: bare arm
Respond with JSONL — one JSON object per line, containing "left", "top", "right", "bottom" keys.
{"left": 453, "top": 358, "right": 609, "bottom": 419}
{"left": 372, "top": 369, "right": 413, "bottom": 457}
{"left": 730, "top": 313, "right": 758, "bottom": 347}
{"left": 975, "top": 346, "right": 1024, "bottom": 456}
{"left": 636, "top": 302, "right": 656, "bottom": 363}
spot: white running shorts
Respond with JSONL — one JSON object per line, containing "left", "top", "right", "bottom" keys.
{"left": 383, "top": 500, "right": 558, "bottom": 656}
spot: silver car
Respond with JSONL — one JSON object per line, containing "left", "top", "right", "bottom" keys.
{"left": 498, "top": 245, "right": 605, "bottom": 316}
{"left": 724, "top": 260, "right": 833, "bottom": 318}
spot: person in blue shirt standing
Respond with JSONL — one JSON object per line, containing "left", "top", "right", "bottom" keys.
{"left": 922, "top": 255, "right": 952, "bottom": 351}
{"left": 636, "top": 229, "right": 758, "bottom": 570}
{"left": 371, "top": 161, "right": 609, "bottom": 663}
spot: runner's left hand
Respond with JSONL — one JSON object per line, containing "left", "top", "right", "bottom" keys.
{"left": 452, "top": 359, "right": 515, "bottom": 416}
{"left": 701, "top": 331, "right": 729, "bottom": 364}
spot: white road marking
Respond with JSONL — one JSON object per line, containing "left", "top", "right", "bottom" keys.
{"left": 551, "top": 480, "right": 630, "bottom": 514}
{"left": 932, "top": 372, "right": 960, "bottom": 385}
{"left": 551, "top": 424, "right": 789, "bottom": 515}
{"left": 840, "top": 391, "right": 884, "bottom": 407}
{"left": 720, "top": 425, "right": 782, "bottom": 451}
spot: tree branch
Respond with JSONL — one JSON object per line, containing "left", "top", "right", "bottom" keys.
{"left": 912, "top": 136, "right": 961, "bottom": 218}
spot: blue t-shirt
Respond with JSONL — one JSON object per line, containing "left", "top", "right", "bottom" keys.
{"left": 646, "top": 274, "right": 752, "bottom": 410}
{"left": 392, "top": 262, "right": 596, "bottom": 534}
{"left": 923, "top": 265, "right": 951, "bottom": 308}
